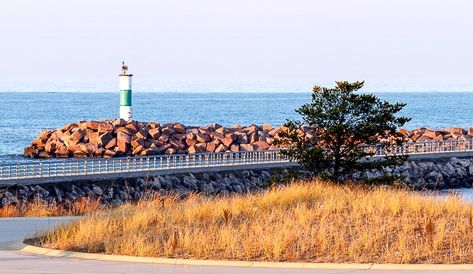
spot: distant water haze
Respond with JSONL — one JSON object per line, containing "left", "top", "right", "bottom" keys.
{"left": 2, "top": 80, "right": 473, "bottom": 93}
{"left": 2, "top": 92, "right": 473, "bottom": 157}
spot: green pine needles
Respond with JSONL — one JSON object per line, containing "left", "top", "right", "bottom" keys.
{"left": 277, "top": 81, "right": 411, "bottom": 182}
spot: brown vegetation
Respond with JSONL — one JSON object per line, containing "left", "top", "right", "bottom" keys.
{"left": 0, "top": 197, "right": 104, "bottom": 217}
{"left": 34, "top": 179, "right": 473, "bottom": 264}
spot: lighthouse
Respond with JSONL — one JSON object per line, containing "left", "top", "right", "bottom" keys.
{"left": 119, "top": 62, "right": 133, "bottom": 120}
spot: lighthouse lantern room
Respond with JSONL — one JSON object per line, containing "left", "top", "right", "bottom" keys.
{"left": 119, "top": 62, "right": 133, "bottom": 120}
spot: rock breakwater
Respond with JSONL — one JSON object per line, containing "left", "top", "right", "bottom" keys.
{"left": 24, "top": 120, "right": 309, "bottom": 158}
{"left": 24, "top": 119, "right": 473, "bottom": 159}
{"left": 3, "top": 157, "right": 473, "bottom": 210}
{"left": 401, "top": 127, "right": 473, "bottom": 142}
{"left": 0, "top": 168, "right": 307, "bottom": 208}
{"left": 351, "top": 157, "right": 473, "bottom": 189}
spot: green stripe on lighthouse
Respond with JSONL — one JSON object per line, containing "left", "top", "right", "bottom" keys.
{"left": 120, "top": 90, "right": 132, "bottom": 106}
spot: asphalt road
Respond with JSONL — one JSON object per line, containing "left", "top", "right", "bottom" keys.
{"left": 0, "top": 217, "right": 472, "bottom": 274}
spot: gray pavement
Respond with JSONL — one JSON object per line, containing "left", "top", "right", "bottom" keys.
{"left": 0, "top": 217, "right": 472, "bottom": 274}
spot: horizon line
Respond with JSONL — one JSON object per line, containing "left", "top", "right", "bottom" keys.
{"left": 3, "top": 90, "right": 473, "bottom": 94}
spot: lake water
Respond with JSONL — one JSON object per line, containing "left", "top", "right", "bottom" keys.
{"left": 450, "top": 189, "right": 473, "bottom": 202}
{"left": 2, "top": 91, "right": 473, "bottom": 157}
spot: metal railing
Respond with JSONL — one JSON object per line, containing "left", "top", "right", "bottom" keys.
{"left": 368, "top": 139, "right": 473, "bottom": 156}
{"left": 0, "top": 150, "right": 288, "bottom": 181}
{"left": 2, "top": 139, "right": 473, "bottom": 182}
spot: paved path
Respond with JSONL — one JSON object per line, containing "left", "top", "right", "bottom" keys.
{"left": 0, "top": 217, "right": 471, "bottom": 274}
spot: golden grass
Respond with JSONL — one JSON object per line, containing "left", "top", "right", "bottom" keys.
{"left": 0, "top": 197, "right": 104, "bottom": 217}
{"left": 35, "top": 179, "right": 473, "bottom": 264}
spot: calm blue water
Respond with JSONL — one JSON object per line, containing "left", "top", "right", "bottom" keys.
{"left": 2, "top": 92, "right": 473, "bottom": 157}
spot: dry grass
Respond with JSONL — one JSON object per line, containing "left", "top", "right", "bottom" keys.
{"left": 0, "top": 197, "right": 104, "bottom": 217}
{"left": 35, "top": 179, "right": 473, "bottom": 264}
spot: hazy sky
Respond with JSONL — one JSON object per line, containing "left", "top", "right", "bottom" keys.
{"left": 1, "top": 0, "right": 473, "bottom": 92}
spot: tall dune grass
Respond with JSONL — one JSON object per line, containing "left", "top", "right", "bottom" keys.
{"left": 0, "top": 197, "right": 104, "bottom": 217}
{"left": 36, "top": 179, "right": 473, "bottom": 264}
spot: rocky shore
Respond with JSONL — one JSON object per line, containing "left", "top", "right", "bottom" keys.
{"left": 3, "top": 156, "right": 473, "bottom": 208}
{"left": 401, "top": 127, "right": 473, "bottom": 142}
{"left": 24, "top": 119, "right": 310, "bottom": 158}
{"left": 0, "top": 168, "right": 307, "bottom": 207}
{"left": 24, "top": 119, "right": 473, "bottom": 159}
{"left": 350, "top": 157, "right": 473, "bottom": 189}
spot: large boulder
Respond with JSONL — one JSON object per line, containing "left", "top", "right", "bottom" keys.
{"left": 24, "top": 146, "right": 37, "bottom": 157}
{"left": 98, "top": 132, "right": 113, "bottom": 146}
{"left": 125, "top": 121, "right": 139, "bottom": 133}
{"left": 196, "top": 133, "right": 210, "bottom": 143}
{"left": 173, "top": 123, "right": 187, "bottom": 134}
{"left": 253, "top": 141, "right": 270, "bottom": 150}
{"left": 149, "top": 128, "right": 160, "bottom": 139}
{"left": 86, "top": 121, "right": 100, "bottom": 130}
{"left": 55, "top": 145, "right": 69, "bottom": 157}
{"left": 117, "top": 132, "right": 131, "bottom": 153}
{"left": 240, "top": 144, "right": 254, "bottom": 151}
{"left": 98, "top": 122, "right": 113, "bottom": 134}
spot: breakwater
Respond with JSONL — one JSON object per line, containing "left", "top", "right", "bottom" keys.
{"left": 402, "top": 127, "right": 473, "bottom": 142}
{"left": 350, "top": 157, "right": 473, "bottom": 189}
{"left": 2, "top": 156, "right": 473, "bottom": 209}
{"left": 4, "top": 157, "right": 473, "bottom": 207}
{"left": 24, "top": 119, "right": 308, "bottom": 158}
{"left": 24, "top": 117, "right": 473, "bottom": 159}
{"left": 0, "top": 168, "right": 307, "bottom": 207}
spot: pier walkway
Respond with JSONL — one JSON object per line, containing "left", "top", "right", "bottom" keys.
{"left": 0, "top": 150, "right": 293, "bottom": 186}
{"left": 2, "top": 140, "right": 473, "bottom": 186}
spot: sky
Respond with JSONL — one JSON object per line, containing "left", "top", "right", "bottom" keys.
{"left": 1, "top": 0, "right": 473, "bottom": 92}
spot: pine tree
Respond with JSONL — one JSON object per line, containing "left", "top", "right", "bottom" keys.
{"left": 277, "top": 81, "right": 411, "bottom": 182}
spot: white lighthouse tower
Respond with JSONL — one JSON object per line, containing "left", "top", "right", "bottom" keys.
{"left": 119, "top": 62, "right": 133, "bottom": 120}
